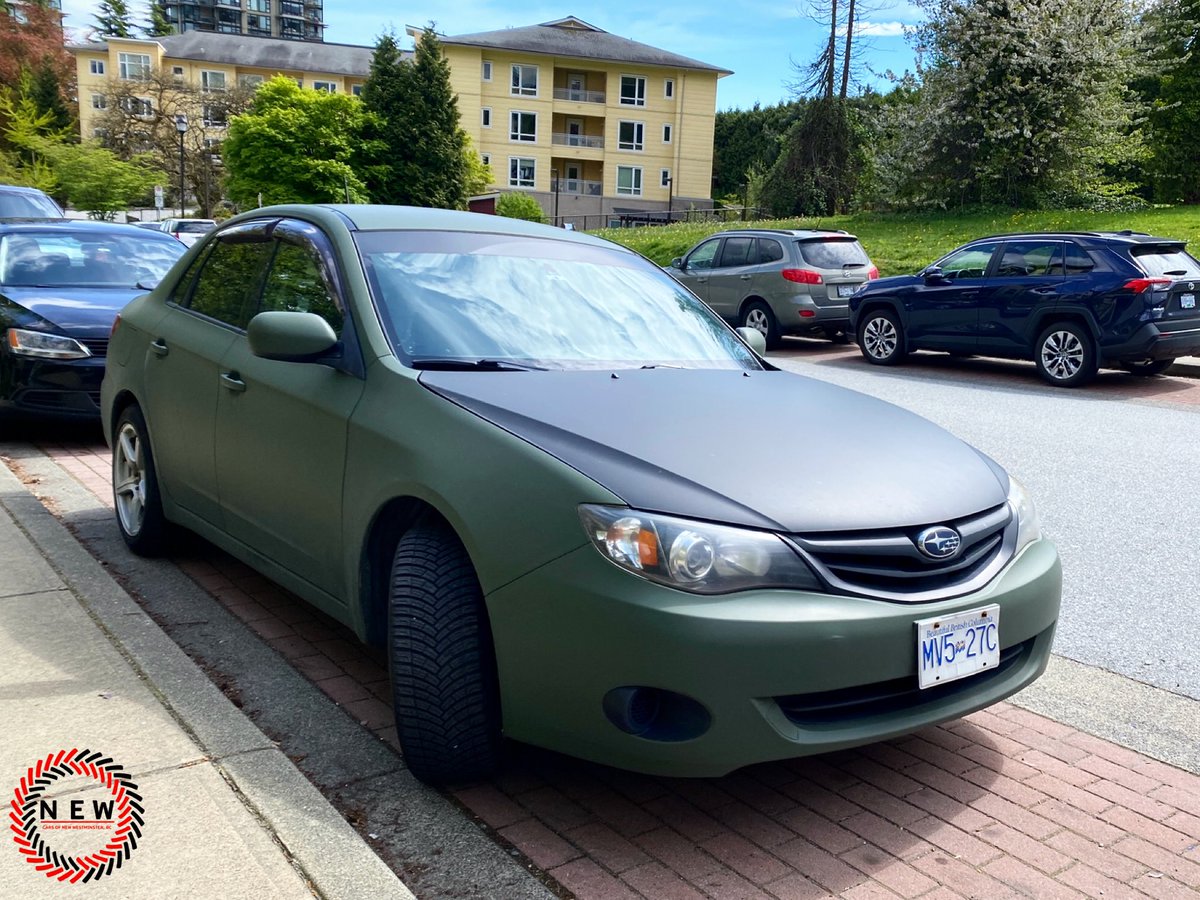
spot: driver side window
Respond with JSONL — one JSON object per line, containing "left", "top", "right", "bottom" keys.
{"left": 938, "top": 243, "right": 998, "bottom": 280}
{"left": 686, "top": 239, "right": 720, "bottom": 271}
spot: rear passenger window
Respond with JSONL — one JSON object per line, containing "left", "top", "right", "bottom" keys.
{"left": 186, "top": 240, "right": 273, "bottom": 329}
{"left": 718, "top": 237, "right": 757, "bottom": 268}
{"left": 258, "top": 240, "right": 344, "bottom": 334}
{"left": 758, "top": 239, "right": 784, "bottom": 264}
{"left": 1064, "top": 243, "right": 1095, "bottom": 276}
{"left": 995, "top": 242, "right": 1063, "bottom": 277}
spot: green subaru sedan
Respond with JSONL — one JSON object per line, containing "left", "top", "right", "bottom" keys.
{"left": 101, "top": 205, "right": 1061, "bottom": 784}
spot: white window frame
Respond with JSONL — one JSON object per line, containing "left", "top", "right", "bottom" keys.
{"left": 619, "top": 74, "right": 646, "bottom": 107}
{"left": 661, "top": 168, "right": 672, "bottom": 188}
{"left": 617, "top": 120, "right": 644, "bottom": 151}
{"left": 312, "top": 81, "right": 336, "bottom": 93}
{"left": 92, "top": 127, "right": 108, "bottom": 139}
{"left": 662, "top": 123, "right": 672, "bottom": 144}
{"left": 171, "top": 66, "right": 184, "bottom": 79}
{"left": 202, "top": 104, "right": 227, "bottom": 128}
{"left": 482, "top": 60, "right": 493, "bottom": 82}
{"left": 351, "top": 84, "right": 363, "bottom": 97}
{"left": 201, "top": 70, "right": 227, "bottom": 92}
{"left": 90, "top": 59, "right": 106, "bottom": 76}
{"left": 481, "top": 107, "right": 492, "bottom": 128}
{"left": 616, "top": 165, "right": 643, "bottom": 196}
{"left": 510, "top": 64, "right": 538, "bottom": 97}
{"left": 664, "top": 78, "right": 675, "bottom": 99}
{"left": 509, "top": 156, "right": 536, "bottom": 189}
{"left": 118, "top": 53, "right": 150, "bottom": 80}
{"left": 119, "top": 96, "right": 154, "bottom": 118}
{"left": 90, "top": 93, "right": 107, "bottom": 110}
{"left": 509, "top": 110, "right": 536, "bottom": 143}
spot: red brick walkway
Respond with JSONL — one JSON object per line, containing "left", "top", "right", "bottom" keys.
{"left": 19, "top": 439, "right": 1200, "bottom": 900}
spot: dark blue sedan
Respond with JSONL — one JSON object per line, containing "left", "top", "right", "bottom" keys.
{"left": 0, "top": 220, "right": 185, "bottom": 417}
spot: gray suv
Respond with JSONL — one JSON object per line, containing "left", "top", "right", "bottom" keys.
{"left": 667, "top": 228, "right": 879, "bottom": 348}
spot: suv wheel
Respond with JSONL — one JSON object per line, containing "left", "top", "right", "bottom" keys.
{"left": 1122, "top": 358, "right": 1175, "bottom": 377}
{"left": 1035, "top": 322, "right": 1098, "bottom": 387}
{"left": 741, "top": 301, "right": 782, "bottom": 350}
{"left": 858, "top": 309, "right": 907, "bottom": 365}
{"left": 387, "top": 518, "right": 503, "bottom": 784}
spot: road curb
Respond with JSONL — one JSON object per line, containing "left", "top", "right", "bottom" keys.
{"left": 0, "top": 464, "right": 414, "bottom": 900}
{"left": 1168, "top": 358, "right": 1200, "bottom": 379}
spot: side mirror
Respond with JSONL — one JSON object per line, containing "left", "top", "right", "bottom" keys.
{"left": 247, "top": 311, "right": 338, "bottom": 362}
{"left": 671, "top": 257, "right": 684, "bottom": 269}
{"left": 736, "top": 326, "right": 767, "bottom": 355}
{"left": 136, "top": 279, "right": 159, "bottom": 291}
{"left": 922, "top": 265, "right": 945, "bottom": 282}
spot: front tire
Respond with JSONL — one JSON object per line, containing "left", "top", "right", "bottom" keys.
{"left": 112, "top": 404, "right": 171, "bottom": 556}
{"left": 1122, "top": 358, "right": 1175, "bottom": 377}
{"left": 741, "top": 301, "right": 782, "bottom": 350}
{"left": 1035, "top": 322, "right": 1098, "bottom": 387}
{"left": 387, "top": 518, "right": 502, "bottom": 784}
{"left": 858, "top": 309, "right": 907, "bottom": 366}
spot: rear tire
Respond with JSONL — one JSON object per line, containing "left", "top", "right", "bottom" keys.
{"left": 112, "top": 404, "right": 172, "bottom": 556}
{"left": 1035, "top": 322, "right": 1098, "bottom": 387}
{"left": 858, "top": 309, "right": 907, "bottom": 366}
{"left": 1122, "top": 358, "right": 1175, "bottom": 377}
{"left": 387, "top": 518, "right": 502, "bottom": 785}
{"left": 741, "top": 301, "right": 782, "bottom": 350}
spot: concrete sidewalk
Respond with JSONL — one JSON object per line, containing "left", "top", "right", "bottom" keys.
{"left": 1170, "top": 356, "right": 1200, "bottom": 378}
{"left": 0, "top": 464, "right": 412, "bottom": 900}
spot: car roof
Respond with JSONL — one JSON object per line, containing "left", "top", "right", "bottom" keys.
{"left": 0, "top": 184, "right": 53, "bottom": 195}
{"left": 968, "top": 230, "right": 1186, "bottom": 248}
{"left": 0, "top": 218, "right": 182, "bottom": 240}
{"left": 704, "top": 228, "right": 858, "bottom": 241}
{"left": 166, "top": 218, "right": 216, "bottom": 224}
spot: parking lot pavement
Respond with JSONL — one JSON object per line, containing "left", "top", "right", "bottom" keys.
{"left": 5, "top": 428, "right": 1200, "bottom": 900}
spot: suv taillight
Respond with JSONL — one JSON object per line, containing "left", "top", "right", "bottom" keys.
{"left": 868, "top": 265, "right": 880, "bottom": 280}
{"left": 1124, "top": 277, "right": 1172, "bottom": 293}
{"left": 781, "top": 268, "right": 823, "bottom": 285}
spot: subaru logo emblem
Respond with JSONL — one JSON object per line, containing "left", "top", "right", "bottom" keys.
{"left": 1189, "top": 282, "right": 1195, "bottom": 291}
{"left": 916, "top": 526, "right": 961, "bottom": 560}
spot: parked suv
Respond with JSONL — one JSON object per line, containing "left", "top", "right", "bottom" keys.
{"left": 0, "top": 184, "right": 64, "bottom": 219}
{"left": 849, "top": 231, "right": 1200, "bottom": 386}
{"left": 668, "top": 229, "right": 879, "bottom": 348}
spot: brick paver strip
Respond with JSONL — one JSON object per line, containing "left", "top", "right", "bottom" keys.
{"left": 17, "top": 437, "right": 1200, "bottom": 900}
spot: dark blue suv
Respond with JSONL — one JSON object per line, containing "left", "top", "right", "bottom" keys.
{"left": 848, "top": 231, "right": 1200, "bottom": 386}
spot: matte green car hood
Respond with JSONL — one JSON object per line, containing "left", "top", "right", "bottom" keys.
{"left": 420, "top": 368, "right": 1009, "bottom": 533}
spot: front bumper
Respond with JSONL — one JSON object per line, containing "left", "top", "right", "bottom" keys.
{"left": 488, "top": 538, "right": 1060, "bottom": 777}
{"left": 0, "top": 351, "right": 105, "bottom": 419}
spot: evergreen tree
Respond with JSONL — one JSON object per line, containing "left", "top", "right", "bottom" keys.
{"left": 29, "top": 61, "right": 73, "bottom": 135}
{"left": 94, "top": 0, "right": 135, "bottom": 38}
{"left": 146, "top": 1, "right": 174, "bottom": 37}
{"left": 1139, "top": 0, "right": 1200, "bottom": 202}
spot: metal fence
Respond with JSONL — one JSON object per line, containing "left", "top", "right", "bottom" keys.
{"left": 548, "top": 206, "right": 766, "bottom": 231}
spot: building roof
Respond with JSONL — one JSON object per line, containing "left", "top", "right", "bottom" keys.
{"left": 70, "top": 32, "right": 398, "bottom": 78}
{"left": 437, "top": 16, "right": 732, "bottom": 75}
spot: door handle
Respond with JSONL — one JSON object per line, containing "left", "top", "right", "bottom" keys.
{"left": 697, "top": 277, "right": 708, "bottom": 284}
{"left": 740, "top": 275, "right": 752, "bottom": 281}
{"left": 1033, "top": 287, "right": 1058, "bottom": 295}
{"left": 220, "top": 372, "right": 246, "bottom": 393}
{"left": 150, "top": 339, "right": 169, "bottom": 357}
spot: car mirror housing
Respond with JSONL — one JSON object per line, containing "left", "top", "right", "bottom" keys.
{"left": 922, "top": 265, "right": 945, "bottom": 282}
{"left": 247, "top": 311, "right": 338, "bottom": 362}
{"left": 671, "top": 257, "right": 683, "bottom": 269}
{"left": 736, "top": 326, "right": 767, "bottom": 355}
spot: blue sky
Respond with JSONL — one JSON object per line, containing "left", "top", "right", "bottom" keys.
{"left": 60, "top": 1, "right": 925, "bottom": 110}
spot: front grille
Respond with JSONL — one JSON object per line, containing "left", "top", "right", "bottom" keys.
{"left": 788, "top": 503, "right": 1015, "bottom": 602}
{"left": 79, "top": 338, "right": 108, "bottom": 358}
{"left": 775, "top": 638, "right": 1033, "bottom": 726}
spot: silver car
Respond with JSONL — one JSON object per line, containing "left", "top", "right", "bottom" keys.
{"left": 668, "top": 229, "right": 879, "bottom": 348}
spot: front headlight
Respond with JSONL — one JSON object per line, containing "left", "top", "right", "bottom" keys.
{"left": 5, "top": 328, "right": 91, "bottom": 360}
{"left": 1007, "top": 477, "right": 1041, "bottom": 553}
{"left": 580, "top": 505, "right": 822, "bottom": 594}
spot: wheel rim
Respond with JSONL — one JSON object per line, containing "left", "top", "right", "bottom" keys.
{"left": 745, "top": 308, "right": 770, "bottom": 337}
{"left": 863, "top": 316, "right": 897, "bottom": 359}
{"left": 113, "top": 422, "right": 146, "bottom": 537}
{"left": 1041, "top": 331, "right": 1084, "bottom": 380}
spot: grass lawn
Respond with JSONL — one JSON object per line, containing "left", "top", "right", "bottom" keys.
{"left": 593, "top": 207, "right": 1200, "bottom": 277}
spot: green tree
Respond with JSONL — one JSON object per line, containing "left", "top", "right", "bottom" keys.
{"left": 1139, "top": 0, "right": 1200, "bottom": 201}
{"left": 361, "top": 28, "right": 468, "bottom": 208}
{"left": 145, "top": 1, "right": 174, "bottom": 37}
{"left": 221, "top": 77, "right": 375, "bottom": 207}
{"left": 712, "top": 101, "right": 805, "bottom": 197}
{"left": 0, "top": 75, "right": 72, "bottom": 191}
{"left": 29, "top": 60, "right": 73, "bottom": 135}
{"left": 760, "top": 98, "right": 871, "bottom": 215}
{"left": 41, "top": 141, "right": 162, "bottom": 218}
{"left": 462, "top": 137, "right": 491, "bottom": 196}
{"left": 495, "top": 191, "right": 545, "bottom": 222}
{"left": 94, "top": 0, "right": 135, "bottom": 38}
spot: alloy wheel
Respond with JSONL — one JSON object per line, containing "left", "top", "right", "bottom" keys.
{"left": 114, "top": 422, "right": 146, "bottom": 537}
{"left": 863, "top": 316, "right": 897, "bottom": 359}
{"left": 745, "top": 307, "right": 770, "bottom": 337}
{"left": 1040, "top": 330, "right": 1084, "bottom": 381}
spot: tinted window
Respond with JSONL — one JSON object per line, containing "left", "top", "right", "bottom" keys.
{"left": 994, "top": 242, "right": 1063, "bottom": 277}
{"left": 797, "top": 238, "right": 870, "bottom": 268}
{"left": 0, "top": 231, "right": 183, "bottom": 287}
{"left": 259, "top": 240, "right": 343, "bottom": 333}
{"left": 1064, "top": 243, "right": 1095, "bottom": 276}
{"left": 758, "top": 239, "right": 784, "bottom": 264}
{"left": 938, "top": 243, "right": 998, "bottom": 280}
{"left": 0, "top": 190, "right": 62, "bottom": 218}
{"left": 187, "top": 240, "right": 272, "bottom": 329}
{"left": 718, "top": 237, "right": 757, "bottom": 268}
{"left": 175, "top": 221, "right": 215, "bottom": 234}
{"left": 169, "top": 244, "right": 213, "bottom": 305}
{"left": 1131, "top": 245, "right": 1200, "bottom": 278}
{"left": 685, "top": 239, "right": 719, "bottom": 271}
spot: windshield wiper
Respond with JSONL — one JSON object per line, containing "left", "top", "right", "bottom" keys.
{"left": 410, "top": 357, "right": 547, "bottom": 371}
{"left": 1163, "top": 269, "right": 1188, "bottom": 276}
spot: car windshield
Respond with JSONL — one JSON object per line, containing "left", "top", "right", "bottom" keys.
{"left": 797, "top": 238, "right": 870, "bottom": 268}
{"left": 0, "top": 231, "right": 185, "bottom": 287}
{"left": 175, "top": 221, "right": 215, "bottom": 233}
{"left": 356, "top": 230, "right": 762, "bottom": 370}
{"left": 1130, "top": 245, "right": 1200, "bottom": 277}
{"left": 0, "top": 191, "right": 62, "bottom": 218}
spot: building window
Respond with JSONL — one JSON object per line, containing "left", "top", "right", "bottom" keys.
{"left": 312, "top": 81, "right": 336, "bottom": 93}
{"left": 616, "top": 165, "right": 643, "bottom": 196}
{"left": 351, "top": 84, "right": 363, "bottom": 97}
{"left": 248, "top": 0, "right": 270, "bottom": 10}
{"left": 90, "top": 59, "right": 106, "bottom": 76}
{"left": 239, "top": 74, "right": 265, "bottom": 89}
{"left": 619, "top": 75, "right": 646, "bottom": 106}
{"left": 481, "top": 153, "right": 490, "bottom": 166}
{"left": 118, "top": 96, "right": 153, "bottom": 117}
{"left": 618, "top": 121, "right": 644, "bottom": 151}
{"left": 93, "top": 128, "right": 109, "bottom": 139}
{"left": 661, "top": 168, "right": 671, "bottom": 188}
{"left": 91, "top": 94, "right": 107, "bottom": 110}
{"left": 171, "top": 65, "right": 184, "bottom": 80}
{"left": 482, "top": 60, "right": 493, "bottom": 81}
{"left": 481, "top": 107, "right": 491, "bottom": 127}
{"left": 663, "top": 123, "right": 672, "bottom": 143}
{"left": 664, "top": 78, "right": 675, "bottom": 99}
{"left": 511, "top": 64, "right": 537, "bottom": 97}
{"left": 202, "top": 105, "right": 227, "bottom": 127}
{"left": 509, "top": 111, "right": 536, "bottom": 142}
{"left": 247, "top": 14, "right": 271, "bottom": 33}
{"left": 201, "top": 70, "right": 227, "bottom": 92}
{"left": 118, "top": 53, "right": 151, "bottom": 80}
{"left": 509, "top": 157, "right": 535, "bottom": 188}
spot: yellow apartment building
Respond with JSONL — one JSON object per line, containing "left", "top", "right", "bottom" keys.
{"left": 431, "top": 17, "right": 731, "bottom": 225}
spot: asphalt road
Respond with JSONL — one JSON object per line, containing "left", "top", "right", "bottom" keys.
{"left": 770, "top": 341, "right": 1200, "bottom": 704}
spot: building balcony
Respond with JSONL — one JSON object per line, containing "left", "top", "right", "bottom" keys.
{"left": 551, "top": 133, "right": 604, "bottom": 149}
{"left": 552, "top": 87, "right": 605, "bottom": 104}
{"left": 552, "top": 178, "right": 602, "bottom": 196}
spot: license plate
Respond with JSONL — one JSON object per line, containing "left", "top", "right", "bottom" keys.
{"left": 916, "top": 605, "right": 999, "bottom": 689}
{"left": 1182, "top": 294, "right": 1195, "bottom": 309}
{"left": 837, "top": 284, "right": 856, "bottom": 298}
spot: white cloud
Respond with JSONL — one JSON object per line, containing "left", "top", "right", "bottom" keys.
{"left": 855, "top": 20, "right": 908, "bottom": 36}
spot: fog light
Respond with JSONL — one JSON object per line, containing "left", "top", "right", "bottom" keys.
{"left": 602, "top": 687, "right": 711, "bottom": 742}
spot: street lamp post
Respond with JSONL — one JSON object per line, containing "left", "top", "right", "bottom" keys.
{"left": 665, "top": 175, "right": 673, "bottom": 224}
{"left": 174, "top": 114, "right": 188, "bottom": 218}
{"left": 550, "top": 167, "right": 560, "bottom": 226}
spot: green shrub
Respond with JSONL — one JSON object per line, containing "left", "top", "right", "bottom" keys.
{"left": 495, "top": 191, "right": 545, "bottom": 223}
